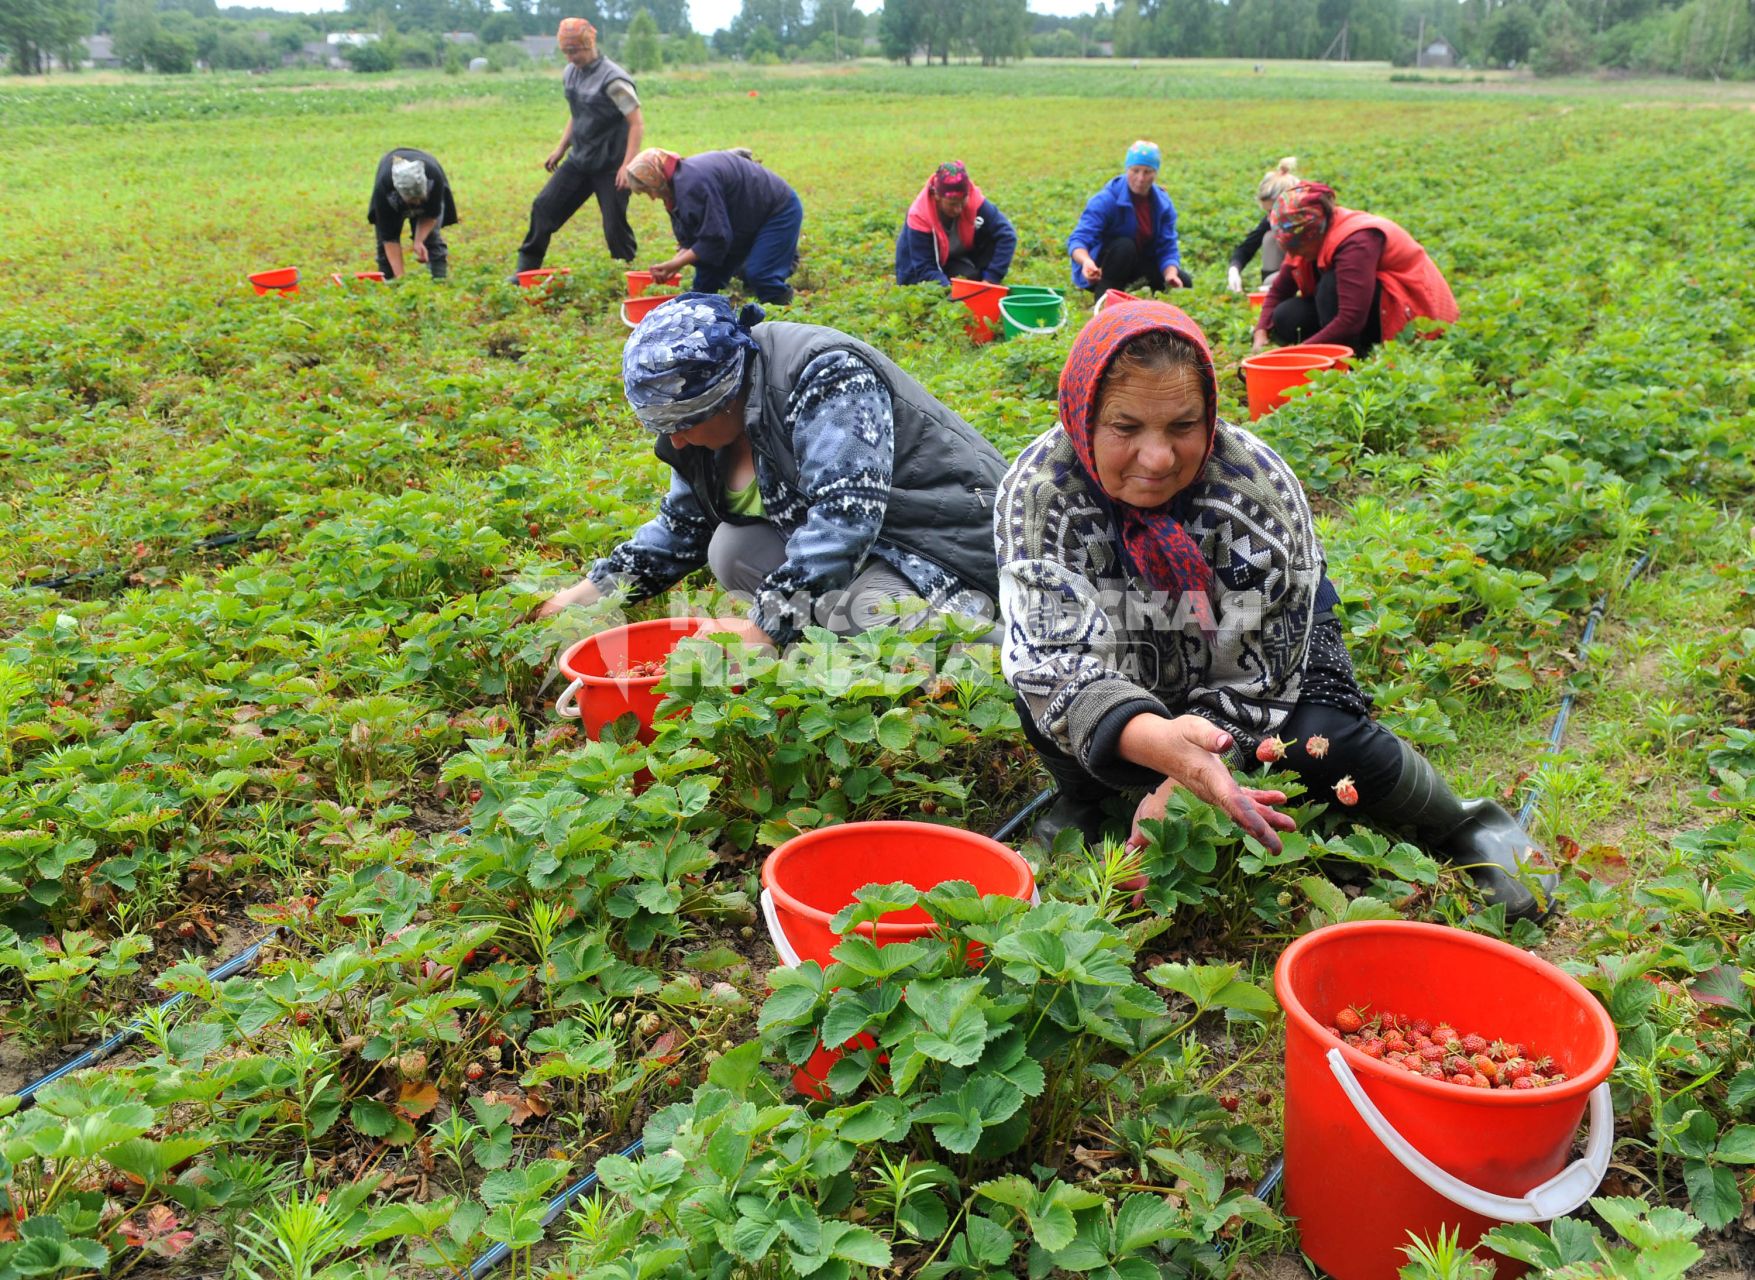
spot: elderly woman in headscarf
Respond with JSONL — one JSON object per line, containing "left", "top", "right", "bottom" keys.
{"left": 995, "top": 300, "right": 1555, "bottom": 922}
{"left": 367, "top": 148, "right": 458, "bottom": 280}
{"left": 1066, "top": 140, "right": 1192, "bottom": 301}
{"left": 895, "top": 161, "right": 1017, "bottom": 287}
{"left": 513, "top": 18, "right": 643, "bottom": 277}
{"left": 625, "top": 148, "right": 804, "bottom": 305}
{"left": 537, "top": 294, "right": 1007, "bottom": 648}
{"left": 1252, "top": 181, "right": 1458, "bottom": 357}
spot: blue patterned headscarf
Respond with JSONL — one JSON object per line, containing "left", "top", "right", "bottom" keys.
{"left": 621, "top": 293, "right": 764, "bottom": 434}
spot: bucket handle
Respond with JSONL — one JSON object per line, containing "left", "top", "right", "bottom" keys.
{"left": 761, "top": 884, "right": 1043, "bottom": 972}
{"left": 619, "top": 301, "right": 639, "bottom": 329}
{"left": 1327, "top": 1048, "right": 1613, "bottom": 1223}
{"left": 554, "top": 677, "right": 584, "bottom": 720}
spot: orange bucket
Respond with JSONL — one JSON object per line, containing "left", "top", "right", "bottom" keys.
{"left": 330, "top": 271, "right": 385, "bottom": 286}
{"left": 554, "top": 617, "right": 704, "bottom": 742}
{"left": 1241, "top": 350, "right": 1335, "bottom": 419}
{"left": 249, "top": 267, "right": 300, "bottom": 297}
{"left": 1275, "top": 922, "right": 1616, "bottom": 1280}
{"left": 761, "top": 821, "right": 1038, "bottom": 1097}
{"left": 948, "top": 278, "right": 1008, "bottom": 344}
{"left": 1092, "top": 289, "right": 1139, "bottom": 315}
{"left": 621, "top": 293, "right": 682, "bottom": 328}
{"left": 1247, "top": 288, "right": 1270, "bottom": 311}
{"left": 1281, "top": 342, "right": 1355, "bottom": 371}
{"left": 625, "top": 269, "right": 656, "bottom": 298}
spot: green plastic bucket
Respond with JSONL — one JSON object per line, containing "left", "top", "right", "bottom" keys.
{"left": 998, "top": 292, "right": 1066, "bottom": 340}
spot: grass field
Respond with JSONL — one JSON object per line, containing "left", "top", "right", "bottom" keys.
{"left": 0, "top": 61, "right": 1752, "bottom": 1279}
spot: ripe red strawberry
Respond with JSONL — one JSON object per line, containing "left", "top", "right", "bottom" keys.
{"left": 1502, "top": 1058, "right": 1532, "bottom": 1080}
{"left": 1433, "top": 1023, "right": 1457, "bottom": 1044}
{"left": 1333, "top": 776, "right": 1359, "bottom": 806}
{"left": 527, "top": 523, "right": 541, "bottom": 538}
{"left": 1334, "top": 1007, "right": 1365, "bottom": 1034}
{"left": 1256, "top": 736, "right": 1291, "bottom": 763}
{"left": 1359, "top": 1037, "right": 1385, "bottom": 1059}
{"left": 1471, "top": 1072, "right": 1491, "bottom": 1089}
{"left": 1410, "top": 1018, "right": 1433, "bottom": 1036}
{"left": 465, "top": 1062, "right": 486, "bottom": 1082}
{"left": 175, "top": 921, "right": 197, "bottom": 938}
{"left": 1305, "top": 734, "right": 1330, "bottom": 759}
{"left": 1461, "top": 1034, "right": 1489, "bottom": 1055}
{"left": 294, "top": 1009, "right": 312, "bottom": 1026}
{"left": 1219, "top": 1093, "right": 1240, "bottom": 1113}
{"left": 1472, "top": 1054, "right": 1500, "bottom": 1080}
{"left": 1420, "top": 1044, "right": 1447, "bottom": 1062}
{"left": 1510, "top": 1075, "right": 1536, "bottom": 1090}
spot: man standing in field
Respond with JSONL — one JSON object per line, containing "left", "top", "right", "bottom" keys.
{"left": 513, "top": 18, "right": 644, "bottom": 277}
{"left": 367, "top": 148, "right": 457, "bottom": 280}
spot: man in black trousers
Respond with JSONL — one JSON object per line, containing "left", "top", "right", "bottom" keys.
{"left": 514, "top": 17, "right": 644, "bottom": 277}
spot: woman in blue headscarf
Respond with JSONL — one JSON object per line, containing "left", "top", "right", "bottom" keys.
{"left": 537, "top": 294, "right": 1008, "bottom": 647}
{"left": 1066, "top": 140, "right": 1193, "bottom": 301}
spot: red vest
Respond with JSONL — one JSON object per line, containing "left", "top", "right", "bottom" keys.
{"left": 1290, "top": 208, "right": 1458, "bottom": 339}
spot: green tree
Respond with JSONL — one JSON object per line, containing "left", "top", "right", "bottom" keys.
{"left": 1531, "top": 0, "right": 1594, "bottom": 72}
{"left": 0, "top": 0, "right": 95, "bottom": 73}
{"left": 110, "top": 0, "right": 159, "bottom": 70}
{"left": 879, "top": 0, "right": 917, "bottom": 62}
{"left": 967, "top": 0, "right": 1027, "bottom": 63}
{"left": 623, "top": 5, "right": 660, "bottom": 68}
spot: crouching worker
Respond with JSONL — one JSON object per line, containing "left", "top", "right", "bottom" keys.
{"left": 537, "top": 294, "right": 1007, "bottom": 649}
{"left": 368, "top": 149, "right": 458, "bottom": 280}
{"left": 895, "top": 161, "right": 1017, "bottom": 287}
{"left": 995, "top": 300, "right": 1555, "bottom": 921}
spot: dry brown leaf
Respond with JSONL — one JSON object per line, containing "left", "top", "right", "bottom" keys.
{"left": 398, "top": 1081, "right": 440, "bottom": 1118}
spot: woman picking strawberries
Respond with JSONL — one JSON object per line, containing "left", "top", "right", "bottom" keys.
{"left": 995, "top": 300, "right": 1554, "bottom": 921}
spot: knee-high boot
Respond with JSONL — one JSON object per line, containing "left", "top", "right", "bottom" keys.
{"left": 1368, "top": 738, "right": 1558, "bottom": 923}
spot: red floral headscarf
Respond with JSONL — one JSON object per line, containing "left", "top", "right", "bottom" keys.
{"left": 1269, "top": 181, "right": 1336, "bottom": 257}
{"left": 1058, "top": 300, "right": 1217, "bottom": 603}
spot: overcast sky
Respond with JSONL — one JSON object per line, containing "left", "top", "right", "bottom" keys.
{"left": 263, "top": 0, "right": 1105, "bottom": 37}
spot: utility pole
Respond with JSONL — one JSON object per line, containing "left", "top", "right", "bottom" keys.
{"left": 1416, "top": 13, "right": 1425, "bottom": 66}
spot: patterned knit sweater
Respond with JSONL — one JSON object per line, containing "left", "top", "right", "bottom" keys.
{"left": 996, "top": 419, "right": 1326, "bottom": 784}
{"left": 589, "top": 350, "right": 987, "bottom": 645}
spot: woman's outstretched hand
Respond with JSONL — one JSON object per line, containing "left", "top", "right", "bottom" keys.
{"left": 1121, "top": 714, "right": 1295, "bottom": 853}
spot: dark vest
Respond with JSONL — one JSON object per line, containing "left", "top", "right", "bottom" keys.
{"left": 656, "top": 323, "right": 1007, "bottom": 596}
{"left": 563, "top": 56, "right": 633, "bottom": 173}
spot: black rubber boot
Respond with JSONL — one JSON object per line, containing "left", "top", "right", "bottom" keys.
{"left": 1027, "top": 749, "right": 1117, "bottom": 850}
{"left": 1369, "top": 739, "right": 1557, "bottom": 923}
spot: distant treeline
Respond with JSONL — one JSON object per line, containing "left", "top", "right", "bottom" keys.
{"left": 3, "top": 0, "right": 1748, "bottom": 78}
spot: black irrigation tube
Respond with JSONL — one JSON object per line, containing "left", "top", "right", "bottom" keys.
{"left": 463, "top": 1136, "right": 647, "bottom": 1279}
{"left": 8, "top": 926, "right": 282, "bottom": 1110}
{"left": 14, "top": 530, "right": 263, "bottom": 593}
{"left": 1516, "top": 551, "right": 1654, "bottom": 829}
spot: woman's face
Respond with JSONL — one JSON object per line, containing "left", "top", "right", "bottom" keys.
{"left": 1090, "top": 364, "right": 1208, "bottom": 509}
{"left": 668, "top": 399, "right": 746, "bottom": 451}
{"left": 1125, "top": 165, "right": 1157, "bottom": 197}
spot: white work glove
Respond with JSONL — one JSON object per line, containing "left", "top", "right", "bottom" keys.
{"left": 1226, "top": 264, "right": 1245, "bottom": 294}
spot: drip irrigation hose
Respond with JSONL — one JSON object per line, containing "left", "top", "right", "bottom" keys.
{"left": 14, "top": 529, "right": 262, "bottom": 593}
{"left": 990, "top": 786, "right": 1055, "bottom": 844}
{"left": 9, "top": 926, "right": 282, "bottom": 1110}
{"left": 465, "top": 1136, "right": 647, "bottom": 1279}
{"left": 1516, "top": 551, "right": 1653, "bottom": 828}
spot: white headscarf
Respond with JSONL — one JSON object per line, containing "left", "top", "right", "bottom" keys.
{"left": 391, "top": 156, "right": 430, "bottom": 206}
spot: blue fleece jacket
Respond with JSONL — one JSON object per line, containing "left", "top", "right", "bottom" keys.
{"left": 1066, "top": 175, "right": 1181, "bottom": 289}
{"left": 894, "top": 198, "right": 1018, "bottom": 286}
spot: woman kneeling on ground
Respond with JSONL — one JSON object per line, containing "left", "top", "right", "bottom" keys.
{"left": 1252, "top": 181, "right": 1457, "bottom": 357}
{"left": 995, "top": 300, "right": 1554, "bottom": 921}
{"left": 537, "top": 294, "right": 1007, "bottom": 648}
{"left": 627, "top": 147, "right": 803, "bottom": 305}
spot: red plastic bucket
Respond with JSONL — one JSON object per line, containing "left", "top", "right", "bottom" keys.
{"left": 1247, "top": 288, "right": 1270, "bottom": 311}
{"left": 949, "top": 278, "right": 1008, "bottom": 344}
{"left": 249, "top": 267, "right": 300, "bottom": 297}
{"left": 621, "top": 293, "right": 682, "bottom": 328}
{"left": 762, "top": 821, "right": 1037, "bottom": 1096}
{"left": 1281, "top": 341, "right": 1355, "bottom": 371}
{"left": 1092, "top": 289, "right": 1139, "bottom": 315}
{"left": 625, "top": 269, "right": 655, "bottom": 298}
{"left": 329, "top": 271, "right": 385, "bottom": 286}
{"left": 1275, "top": 922, "right": 1617, "bottom": 1280}
{"left": 1241, "top": 350, "right": 1335, "bottom": 419}
{"left": 554, "top": 618, "right": 704, "bottom": 742}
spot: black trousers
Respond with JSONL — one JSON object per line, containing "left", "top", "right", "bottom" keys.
{"left": 376, "top": 226, "right": 448, "bottom": 280}
{"left": 516, "top": 159, "right": 635, "bottom": 272}
{"left": 1019, "top": 695, "right": 1406, "bottom": 813}
{"left": 1267, "top": 270, "right": 1383, "bottom": 355}
{"left": 1086, "top": 236, "right": 1193, "bottom": 299}
{"left": 945, "top": 239, "right": 1002, "bottom": 283}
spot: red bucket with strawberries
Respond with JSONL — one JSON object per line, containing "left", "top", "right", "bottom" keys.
{"left": 554, "top": 618, "right": 704, "bottom": 742}
{"left": 1274, "top": 921, "right": 1617, "bottom": 1280}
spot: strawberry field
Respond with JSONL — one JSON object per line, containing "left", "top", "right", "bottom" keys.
{"left": 1, "top": 61, "right": 1753, "bottom": 1279}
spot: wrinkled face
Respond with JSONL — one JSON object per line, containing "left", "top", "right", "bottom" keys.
{"left": 668, "top": 399, "right": 746, "bottom": 451}
{"left": 933, "top": 192, "right": 967, "bottom": 221}
{"left": 1125, "top": 165, "right": 1157, "bottom": 198}
{"left": 1090, "top": 364, "right": 1208, "bottom": 509}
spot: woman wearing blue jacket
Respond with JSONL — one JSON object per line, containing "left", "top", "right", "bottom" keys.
{"left": 1066, "top": 141, "right": 1192, "bottom": 299}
